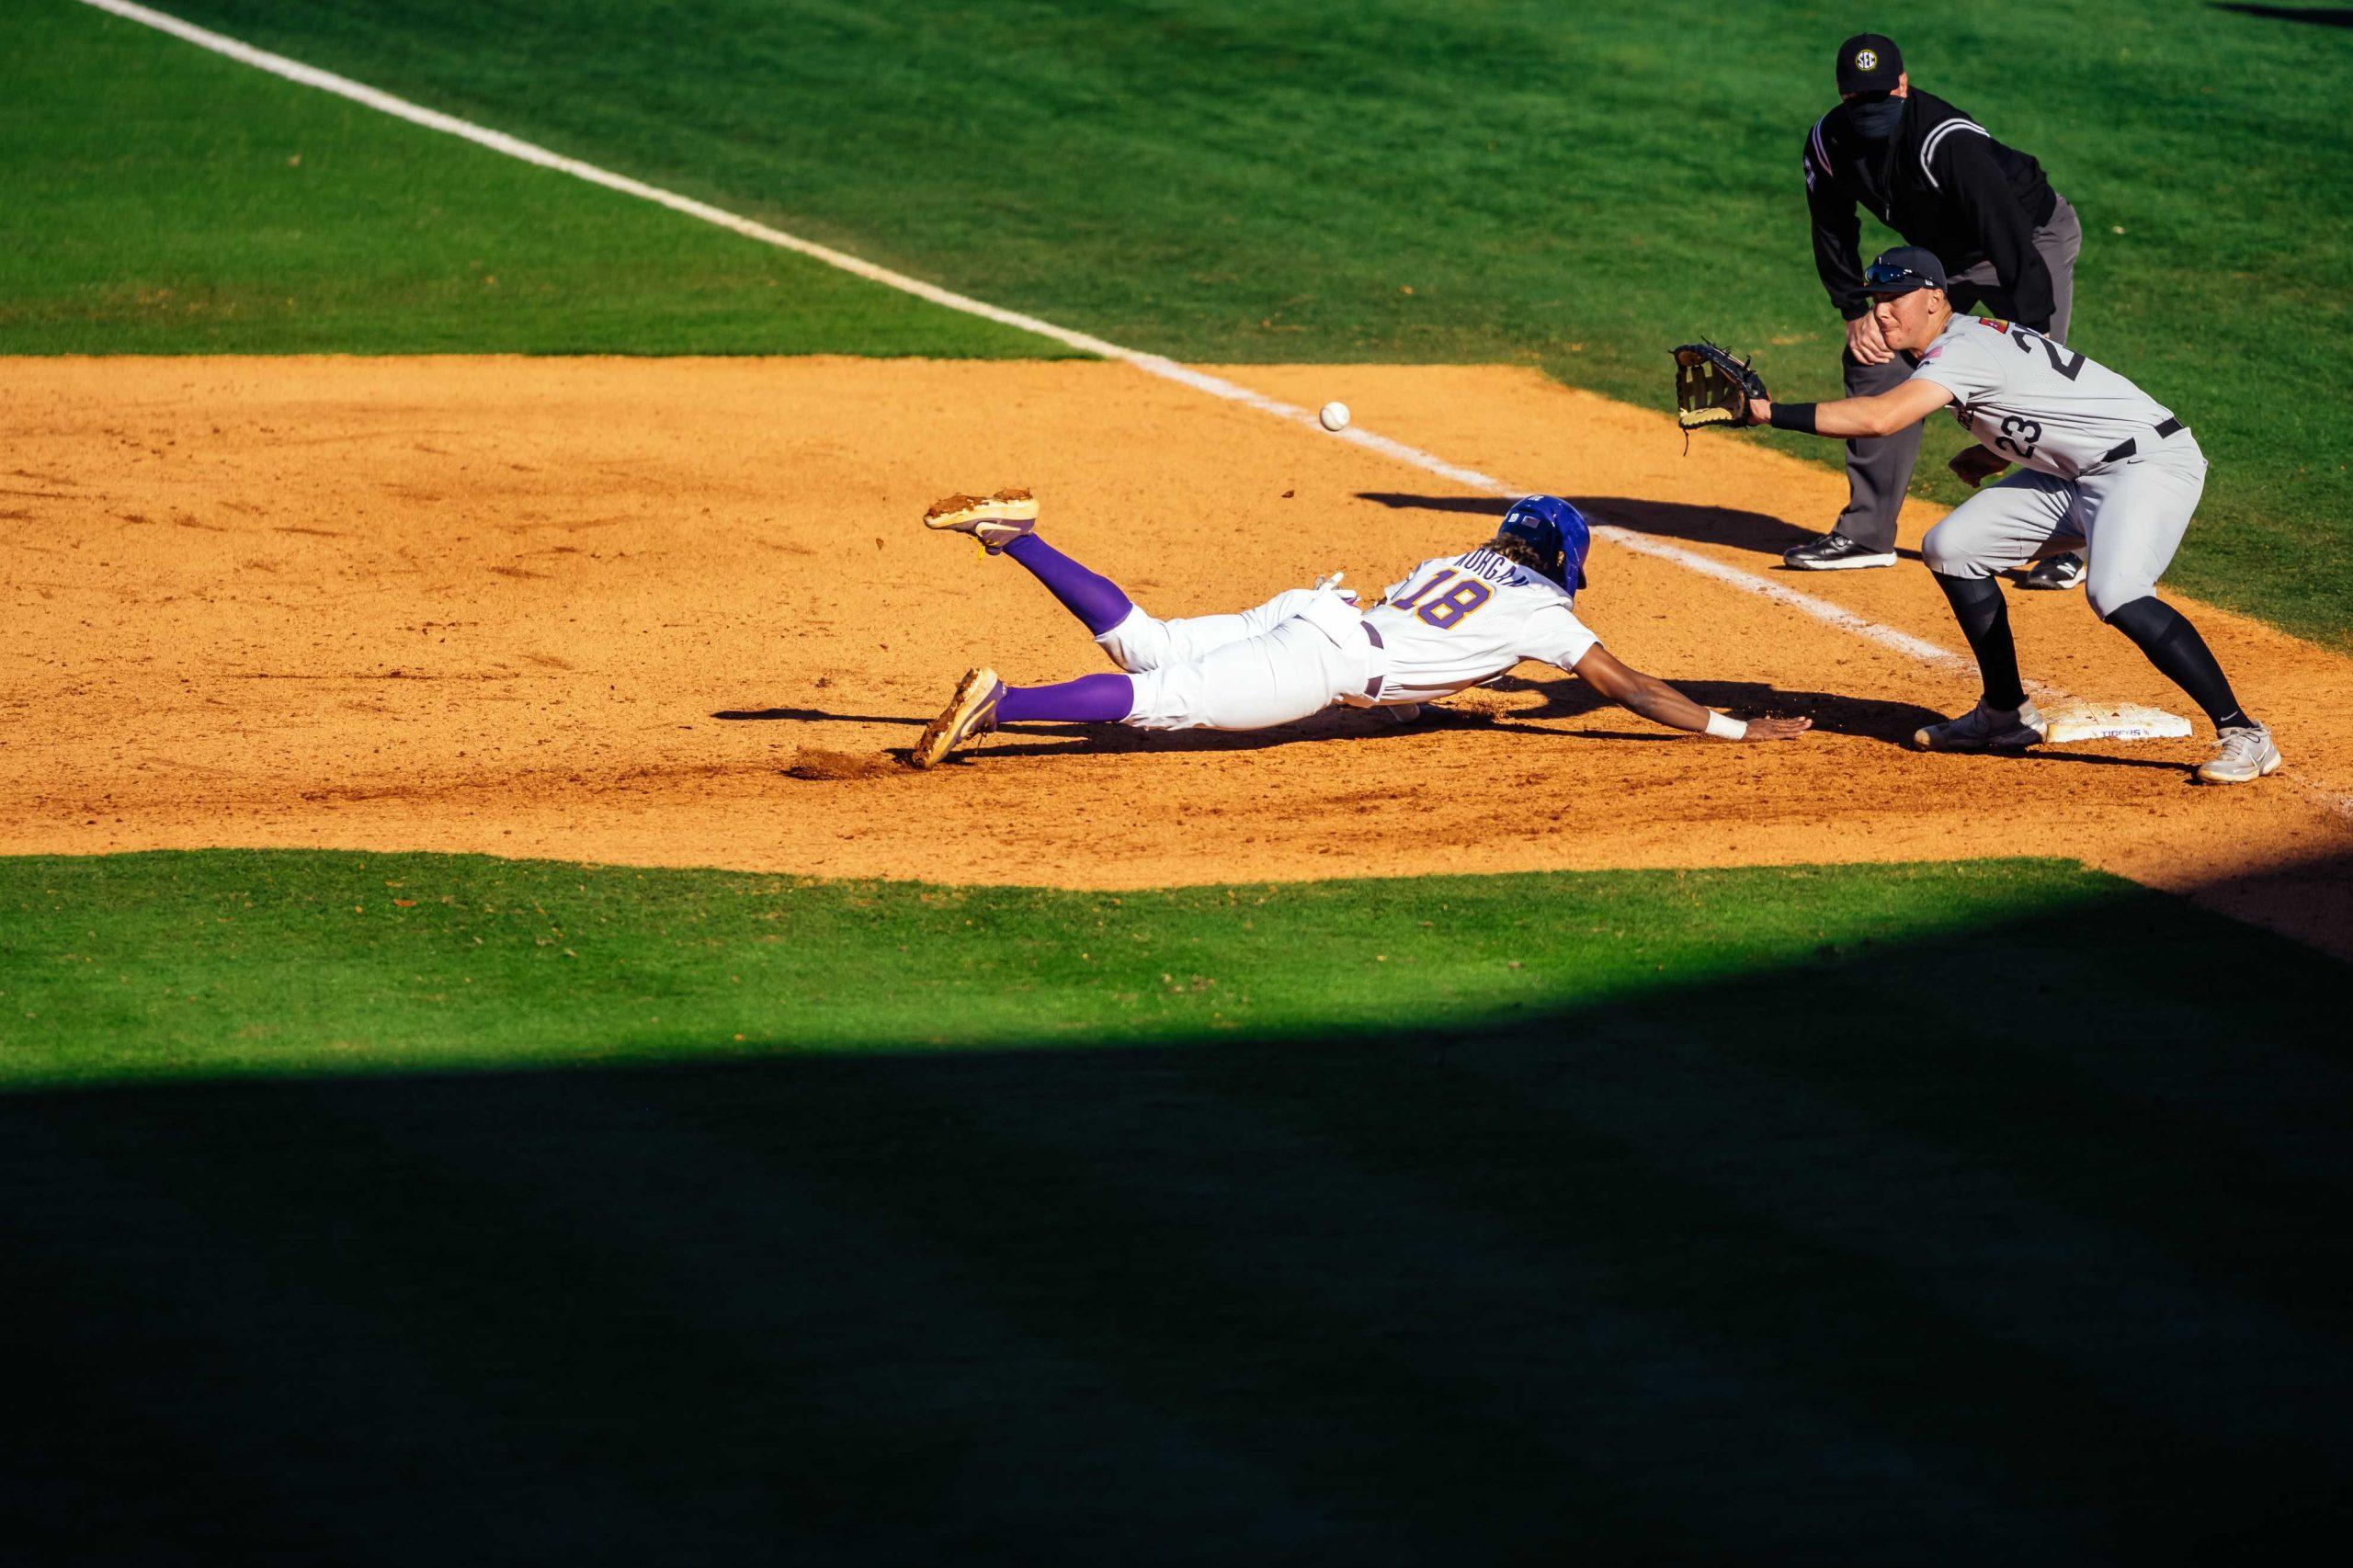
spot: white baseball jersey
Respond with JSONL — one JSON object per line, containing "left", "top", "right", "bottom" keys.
{"left": 1361, "top": 547, "right": 1598, "bottom": 704}
{"left": 1910, "top": 315, "right": 2180, "bottom": 481}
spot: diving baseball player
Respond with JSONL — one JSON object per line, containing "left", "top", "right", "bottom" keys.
{"left": 1745, "top": 244, "right": 2278, "bottom": 785}
{"left": 907, "top": 490, "right": 1810, "bottom": 767}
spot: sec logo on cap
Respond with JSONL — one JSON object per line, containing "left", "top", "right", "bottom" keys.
{"left": 1854, "top": 48, "right": 1878, "bottom": 70}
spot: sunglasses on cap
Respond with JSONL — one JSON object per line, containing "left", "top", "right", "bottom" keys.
{"left": 1863, "top": 260, "right": 1937, "bottom": 292}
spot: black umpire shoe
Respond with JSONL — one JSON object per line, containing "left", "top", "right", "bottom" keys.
{"left": 2021, "top": 551, "right": 2086, "bottom": 590}
{"left": 1782, "top": 531, "right": 1897, "bottom": 571}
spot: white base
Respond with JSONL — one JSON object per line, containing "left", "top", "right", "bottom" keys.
{"left": 2041, "top": 702, "right": 2193, "bottom": 744}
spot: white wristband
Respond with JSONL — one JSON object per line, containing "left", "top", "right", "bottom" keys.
{"left": 1704, "top": 710, "right": 1747, "bottom": 741}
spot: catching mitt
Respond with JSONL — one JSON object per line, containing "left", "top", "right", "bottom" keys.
{"left": 1672, "top": 342, "right": 1767, "bottom": 431}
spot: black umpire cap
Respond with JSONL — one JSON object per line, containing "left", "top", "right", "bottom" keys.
{"left": 1836, "top": 33, "right": 1903, "bottom": 94}
{"left": 1862, "top": 245, "right": 1949, "bottom": 295}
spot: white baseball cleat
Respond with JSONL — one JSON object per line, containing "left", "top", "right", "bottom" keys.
{"left": 922, "top": 487, "right": 1039, "bottom": 553}
{"left": 2196, "top": 722, "right": 2281, "bottom": 785}
{"left": 912, "top": 666, "right": 1005, "bottom": 769}
{"left": 1911, "top": 699, "right": 2049, "bottom": 753}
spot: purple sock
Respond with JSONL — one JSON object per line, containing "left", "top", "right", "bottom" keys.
{"left": 997, "top": 673, "right": 1134, "bottom": 724}
{"left": 1005, "top": 533, "right": 1133, "bottom": 635}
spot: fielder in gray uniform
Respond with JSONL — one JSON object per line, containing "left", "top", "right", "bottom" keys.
{"left": 1745, "top": 245, "right": 2279, "bottom": 786}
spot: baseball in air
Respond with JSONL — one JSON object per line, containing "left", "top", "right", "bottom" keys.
{"left": 1318, "top": 401, "right": 1350, "bottom": 432}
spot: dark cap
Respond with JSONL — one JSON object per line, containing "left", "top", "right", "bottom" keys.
{"left": 1863, "top": 244, "right": 1948, "bottom": 295}
{"left": 1836, "top": 34, "right": 1903, "bottom": 94}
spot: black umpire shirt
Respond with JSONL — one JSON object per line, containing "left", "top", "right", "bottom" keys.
{"left": 1802, "top": 88, "right": 2061, "bottom": 331}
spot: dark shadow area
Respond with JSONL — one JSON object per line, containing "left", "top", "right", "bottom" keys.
{"left": 1579, "top": 496, "right": 1832, "bottom": 558}
{"left": 1359, "top": 492, "right": 1932, "bottom": 565}
{"left": 969, "top": 707, "right": 1486, "bottom": 758}
{"left": 737, "top": 701, "right": 1463, "bottom": 760}
{"left": 1358, "top": 493, "right": 2086, "bottom": 588}
{"left": 1485, "top": 674, "right": 2199, "bottom": 769}
{"left": 1485, "top": 672, "right": 1943, "bottom": 742}
{"left": 2188, "top": 844, "right": 2353, "bottom": 961}
{"left": 715, "top": 705, "right": 924, "bottom": 725}
{"left": 740, "top": 687, "right": 2190, "bottom": 770}
{"left": 2214, "top": 3, "right": 2353, "bottom": 24}
{"left": 1357, "top": 491, "right": 1512, "bottom": 517}
{"left": 7, "top": 879, "right": 2351, "bottom": 1564}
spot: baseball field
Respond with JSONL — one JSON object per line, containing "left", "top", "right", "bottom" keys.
{"left": 6, "top": 0, "right": 2353, "bottom": 1558}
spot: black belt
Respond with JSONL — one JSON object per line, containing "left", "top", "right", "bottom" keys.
{"left": 2099, "top": 415, "right": 2184, "bottom": 466}
{"left": 1361, "top": 620, "right": 1384, "bottom": 699}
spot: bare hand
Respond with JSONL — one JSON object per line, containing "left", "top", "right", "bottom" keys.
{"left": 1947, "top": 446, "right": 2012, "bottom": 488}
{"left": 1733, "top": 715, "right": 1813, "bottom": 742}
{"left": 1746, "top": 397, "right": 1772, "bottom": 427}
{"left": 1846, "top": 312, "right": 1894, "bottom": 367}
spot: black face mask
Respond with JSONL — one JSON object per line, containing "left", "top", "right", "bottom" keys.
{"left": 1847, "top": 92, "right": 1904, "bottom": 142}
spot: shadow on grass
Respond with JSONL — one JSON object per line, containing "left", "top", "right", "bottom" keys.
{"left": 7, "top": 874, "right": 2351, "bottom": 1563}
{"left": 2212, "top": 3, "right": 2353, "bottom": 24}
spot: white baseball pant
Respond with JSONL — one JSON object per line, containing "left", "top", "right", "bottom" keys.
{"left": 1097, "top": 588, "right": 1381, "bottom": 731}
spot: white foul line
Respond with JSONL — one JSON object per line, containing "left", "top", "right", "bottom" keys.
{"left": 76, "top": 0, "right": 1977, "bottom": 676}
{"left": 71, "top": 0, "right": 2353, "bottom": 822}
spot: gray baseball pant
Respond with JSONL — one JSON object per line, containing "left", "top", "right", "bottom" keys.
{"left": 1835, "top": 197, "right": 2084, "bottom": 551}
{"left": 1919, "top": 437, "right": 2207, "bottom": 622}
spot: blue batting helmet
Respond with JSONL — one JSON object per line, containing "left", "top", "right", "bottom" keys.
{"left": 1498, "top": 494, "right": 1591, "bottom": 591}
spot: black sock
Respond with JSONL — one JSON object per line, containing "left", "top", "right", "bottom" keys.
{"left": 1932, "top": 572, "right": 2028, "bottom": 711}
{"left": 2103, "top": 597, "right": 2253, "bottom": 730}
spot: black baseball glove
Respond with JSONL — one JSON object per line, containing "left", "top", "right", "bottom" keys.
{"left": 1672, "top": 342, "right": 1768, "bottom": 430}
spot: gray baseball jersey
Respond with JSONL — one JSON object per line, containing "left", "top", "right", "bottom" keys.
{"left": 1910, "top": 314, "right": 2177, "bottom": 481}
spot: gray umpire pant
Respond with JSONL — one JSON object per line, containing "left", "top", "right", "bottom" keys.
{"left": 1835, "top": 197, "right": 2083, "bottom": 551}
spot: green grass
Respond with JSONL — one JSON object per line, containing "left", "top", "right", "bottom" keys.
{"left": 6, "top": 848, "right": 2352, "bottom": 1557}
{"left": 10, "top": 1, "right": 2351, "bottom": 643}
{"left": 0, "top": 0, "right": 1060, "bottom": 356}
{"left": 2, "top": 846, "right": 2336, "bottom": 1085}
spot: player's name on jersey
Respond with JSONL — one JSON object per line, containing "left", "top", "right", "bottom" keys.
{"left": 1449, "top": 548, "right": 1526, "bottom": 586}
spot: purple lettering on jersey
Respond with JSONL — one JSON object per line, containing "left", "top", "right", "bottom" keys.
{"left": 1455, "top": 549, "right": 1522, "bottom": 585}
{"left": 1417, "top": 578, "right": 1494, "bottom": 629}
{"left": 1389, "top": 566, "right": 1457, "bottom": 610}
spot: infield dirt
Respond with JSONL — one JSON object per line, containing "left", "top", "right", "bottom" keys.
{"left": 6, "top": 356, "right": 2349, "bottom": 953}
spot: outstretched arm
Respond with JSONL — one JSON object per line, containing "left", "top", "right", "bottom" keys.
{"left": 1748, "top": 375, "right": 1953, "bottom": 438}
{"left": 1570, "top": 645, "right": 1811, "bottom": 741}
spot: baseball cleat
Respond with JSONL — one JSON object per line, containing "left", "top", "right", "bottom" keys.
{"left": 2021, "top": 552, "right": 2087, "bottom": 590}
{"left": 1373, "top": 703, "right": 1424, "bottom": 724}
{"left": 2196, "top": 722, "right": 2281, "bottom": 785}
{"left": 912, "top": 666, "right": 1004, "bottom": 768}
{"left": 1782, "top": 531, "right": 1897, "bottom": 571}
{"left": 1911, "top": 699, "right": 2049, "bottom": 753}
{"left": 922, "top": 487, "right": 1039, "bottom": 553}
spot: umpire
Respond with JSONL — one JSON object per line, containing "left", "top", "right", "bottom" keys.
{"left": 1787, "top": 33, "right": 2086, "bottom": 588}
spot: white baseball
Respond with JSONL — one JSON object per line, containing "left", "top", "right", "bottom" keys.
{"left": 1318, "top": 401, "right": 1350, "bottom": 432}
